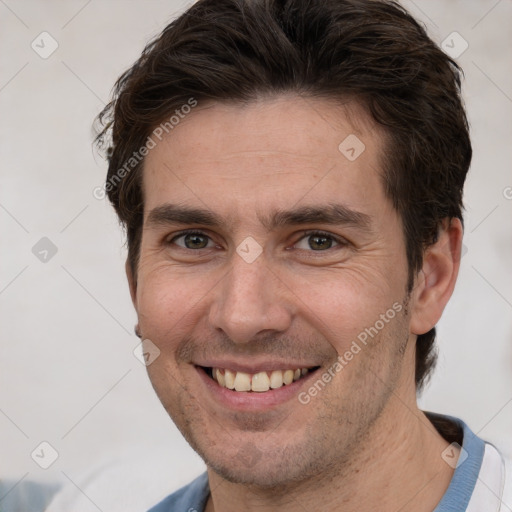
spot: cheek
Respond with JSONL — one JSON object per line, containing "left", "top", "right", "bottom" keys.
{"left": 136, "top": 263, "right": 209, "bottom": 348}
{"left": 283, "top": 265, "right": 405, "bottom": 353}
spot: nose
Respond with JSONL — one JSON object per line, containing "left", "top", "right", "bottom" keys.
{"left": 208, "top": 252, "right": 293, "bottom": 344}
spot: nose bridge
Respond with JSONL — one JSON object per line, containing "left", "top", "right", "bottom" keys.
{"left": 209, "top": 252, "right": 292, "bottom": 344}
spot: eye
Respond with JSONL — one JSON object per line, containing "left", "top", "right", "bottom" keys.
{"left": 293, "top": 230, "right": 346, "bottom": 251}
{"left": 169, "top": 230, "right": 217, "bottom": 250}
{"left": 167, "top": 229, "right": 347, "bottom": 253}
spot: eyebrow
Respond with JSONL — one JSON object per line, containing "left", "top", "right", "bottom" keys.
{"left": 145, "top": 203, "right": 372, "bottom": 232}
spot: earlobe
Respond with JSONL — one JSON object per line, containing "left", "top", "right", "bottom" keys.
{"left": 410, "top": 218, "right": 463, "bottom": 336}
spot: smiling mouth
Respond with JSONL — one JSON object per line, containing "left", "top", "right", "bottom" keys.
{"left": 199, "top": 366, "right": 321, "bottom": 392}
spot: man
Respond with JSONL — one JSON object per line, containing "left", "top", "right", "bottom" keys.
{"left": 95, "top": 0, "right": 511, "bottom": 510}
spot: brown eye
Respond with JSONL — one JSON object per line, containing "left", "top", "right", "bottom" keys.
{"left": 170, "top": 231, "right": 214, "bottom": 250}
{"left": 308, "top": 234, "right": 334, "bottom": 250}
{"left": 294, "top": 231, "right": 343, "bottom": 251}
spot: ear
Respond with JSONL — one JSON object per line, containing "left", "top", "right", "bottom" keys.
{"left": 410, "top": 218, "right": 463, "bottom": 335}
{"left": 126, "top": 260, "right": 138, "bottom": 311}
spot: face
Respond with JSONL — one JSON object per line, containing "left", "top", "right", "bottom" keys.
{"left": 131, "top": 95, "right": 416, "bottom": 487}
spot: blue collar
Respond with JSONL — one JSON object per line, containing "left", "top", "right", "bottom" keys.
{"left": 431, "top": 413, "right": 485, "bottom": 511}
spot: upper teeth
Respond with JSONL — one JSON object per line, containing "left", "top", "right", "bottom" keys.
{"left": 212, "top": 367, "right": 310, "bottom": 392}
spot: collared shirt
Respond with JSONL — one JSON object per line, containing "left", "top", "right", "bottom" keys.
{"left": 148, "top": 414, "right": 511, "bottom": 512}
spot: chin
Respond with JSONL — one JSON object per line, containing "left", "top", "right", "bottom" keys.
{"left": 207, "top": 456, "right": 303, "bottom": 488}
{"left": 201, "top": 437, "right": 333, "bottom": 490}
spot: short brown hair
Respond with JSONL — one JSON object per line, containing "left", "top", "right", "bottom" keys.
{"left": 95, "top": 0, "right": 472, "bottom": 391}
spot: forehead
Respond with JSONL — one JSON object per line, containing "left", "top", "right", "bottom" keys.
{"left": 142, "top": 95, "right": 390, "bottom": 229}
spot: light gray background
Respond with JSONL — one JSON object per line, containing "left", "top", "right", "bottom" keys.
{"left": 1, "top": 1, "right": 511, "bottom": 511}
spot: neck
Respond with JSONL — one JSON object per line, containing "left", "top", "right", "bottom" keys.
{"left": 205, "top": 393, "right": 456, "bottom": 512}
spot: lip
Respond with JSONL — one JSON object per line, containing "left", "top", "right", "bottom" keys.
{"left": 195, "top": 365, "right": 320, "bottom": 411}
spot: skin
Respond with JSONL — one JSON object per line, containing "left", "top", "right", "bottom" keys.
{"left": 127, "top": 94, "right": 463, "bottom": 511}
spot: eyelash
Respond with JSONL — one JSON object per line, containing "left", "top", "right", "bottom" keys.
{"left": 168, "top": 229, "right": 348, "bottom": 252}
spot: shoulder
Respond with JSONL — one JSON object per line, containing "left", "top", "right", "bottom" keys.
{"left": 426, "top": 412, "right": 511, "bottom": 511}
{"left": 470, "top": 442, "right": 512, "bottom": 512}
{"left": 148, "top": 472, "right": 209, "bottom": 512}
{"left": 503, "top": 453, "right": 512, "bottom": 507}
